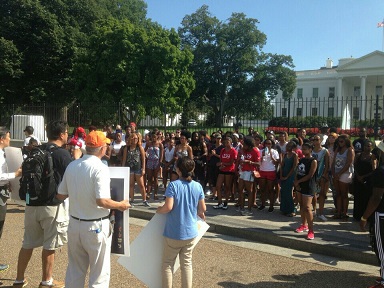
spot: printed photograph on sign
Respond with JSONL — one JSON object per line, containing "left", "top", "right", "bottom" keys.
{"left": 109, "top": 167, "right": 130, "bottom": 256}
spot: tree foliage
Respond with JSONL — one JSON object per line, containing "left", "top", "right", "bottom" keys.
{"left": 178, "top": 5, "right": 296, "bottom": 125}
{"left": 0, "top": 37, "right": 23, "bottom": 102}
{"left": 0, "top": 0, "right": 149, "bottom": 105}
{"left": 73, "top": 19, "right": 195, "bottom": 124}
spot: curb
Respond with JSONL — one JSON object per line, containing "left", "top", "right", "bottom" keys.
{"left": 130, "top": 208, "right": 377, "bottom": 266}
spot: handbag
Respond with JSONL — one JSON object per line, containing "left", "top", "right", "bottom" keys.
{"left": 253, "top": 170, "right": 261, "bottom": 178}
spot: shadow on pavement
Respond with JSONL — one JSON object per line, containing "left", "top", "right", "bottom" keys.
{"left": 218, "top": 269, "right": 375, "bottom": 287}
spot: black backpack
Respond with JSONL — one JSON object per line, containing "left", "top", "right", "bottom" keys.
{"left": 19, "top": 144, "right": 57, "bottom": 204}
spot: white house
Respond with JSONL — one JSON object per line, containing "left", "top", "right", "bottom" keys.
{"left": 274, "top": 50, "right": 384, "bottom": 122}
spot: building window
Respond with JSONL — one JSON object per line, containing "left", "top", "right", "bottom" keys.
{"left": 281, "top": 108, "right": 287, "bottom": 117}
{"left": 353, "top": 107, "right": 359, "bottom": 120}
{"left": 312, "top": 108, "right": 318, "bottom": 116}
{"left": 297, "top": 107, "right": 303, "bottom": 117}
{"left": 313, "top": 88, "right": 319, "bottom": 98}
{"left": 297, "top": 88, "right": 303, "bottom": 99}
{"left": 329, "top": 87, "right": 335, "bottom": 98}
{"left": 354, "top": 86, "right": 360, "bottom": 97}
{"left": 328, "top": 107, "right": 334, "bottom": 117}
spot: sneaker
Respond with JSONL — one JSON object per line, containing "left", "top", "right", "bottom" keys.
{"left": 143, "top": 200, "right": 151, "bottom": 207}
{"left": 258, "top": 205, "right": 265, "bottom": 211}
{"left": 317, "top": 214, "right": 327, "bottom": 222}
{"left": 39, "top": 279, "right": 65, "bottom": 288}
{"left": 275, "top": 199, "right": 280, "bottom": 205}
{"left": 222, "top": 202, "right": 228, "bottom": 210}
{"left": 306, "top": 230, "right": 315, "bottom": 240}
{"left": 213, "top": 203, "right": 224, "bottom": 209}
{"left": 268, "top": 206, "right": 274, "bottom": 213}
{"left": 295, "top": 225, "right": 309, "bottom": 233}
{"left": 241, "top": 210, "right": 253, "bottom": 216}
{"left": 129, "top": 201, "right": 135, "bottom": 207}
{"left": 0, "top": 263, "right": 9, "bottom": 272}
{"left": 13, "top": 280, "right": 28, "bottom": 288}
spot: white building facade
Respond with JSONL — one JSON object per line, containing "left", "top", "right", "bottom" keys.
{"left": 274, "top": 50, "right": 384, "bottom": 122}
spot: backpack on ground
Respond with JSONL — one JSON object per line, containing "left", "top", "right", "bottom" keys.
{"left": 19, "top": 144, "right": 57, "bottom": 204}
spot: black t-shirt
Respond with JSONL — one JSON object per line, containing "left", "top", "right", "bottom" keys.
{"left": 353, "top": 138, "right": 365, "bottom": 153}
{"left": 371, "top": 165, "right": 384, "bottom": 213}
{"left": 297, "top": 157, "right": 315, "bottom": 193}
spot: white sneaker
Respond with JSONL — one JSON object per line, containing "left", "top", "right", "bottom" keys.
{"left": 317, "top": 214, "right": 327, "bottom": 222}
{"left": 213, "top": 203, "right": 224, "bottom": 209}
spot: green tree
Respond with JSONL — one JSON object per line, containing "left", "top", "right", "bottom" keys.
{"left": 73, "top": 19, "right": 195, "bottom": 125}
{"left": 0, "top": 37, "right": 23, "bottom": 102}
{"left": 178, "top": 5, "right": 296, "bottom": 125}
{"left": 0, "top": 0, "right": 149, "bottom": 105}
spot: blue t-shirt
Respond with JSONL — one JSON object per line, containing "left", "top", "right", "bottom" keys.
{"left": 163, "top": 179, "right": 205, "bottom": 240}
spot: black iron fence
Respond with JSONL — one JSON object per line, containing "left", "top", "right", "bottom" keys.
{"left": 2, "top": 95, "right": 384, "bottom": 137}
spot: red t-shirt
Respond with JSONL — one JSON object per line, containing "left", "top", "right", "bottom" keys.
{"left": 241, "top": 148, "right": 261, "bottom": 171}
{"left": 220, "top": 147, "right": 238, "bottom": 172}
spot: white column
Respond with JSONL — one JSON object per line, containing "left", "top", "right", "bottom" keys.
{"left": 360, "top": 76, "right": 367, "bottom": 120}
{"left": 337, "top": 77, "right": 343, "bottom": 117}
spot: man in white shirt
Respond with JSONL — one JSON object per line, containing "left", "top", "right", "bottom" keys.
{"left": 57, "top": 131, "right": 130, "bottom": 288}
{"left": 23, "top": 126, "right": 41, "bottom": 147}
{"left": 0, "top": 127, "right": 21, "bottom": 272}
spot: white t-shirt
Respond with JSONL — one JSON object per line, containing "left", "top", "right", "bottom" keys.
{"left": 260, "top": 148, "right": 279, "bottom": 172}
{"left": 164, "top": 146, "right": 175, "bottom": 162}
{"left": 111, "top": 141, "right": 126, "bottom": 154}
{"left": 276, "top": 142, "right": 287, "bottom": 154}
{"left": 58, "top": 155, "right": 111, "bottom": 219}
{"left": 24, "top": 135, "right": 41, "bottom": 146}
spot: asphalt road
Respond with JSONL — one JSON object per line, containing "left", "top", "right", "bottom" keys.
{"left": 0, "top": 204, "right": 379, "bottom": 288}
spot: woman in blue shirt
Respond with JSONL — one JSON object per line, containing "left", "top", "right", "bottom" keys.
{"left": 157, "top": 156, "right": 206, "bottom": 288}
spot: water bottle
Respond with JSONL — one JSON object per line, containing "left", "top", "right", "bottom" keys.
{"left": 265, "top": 147, "right": 269, "bottom": 154}
{"left": 26, "top": 184, "right": 30, "bottom": 205}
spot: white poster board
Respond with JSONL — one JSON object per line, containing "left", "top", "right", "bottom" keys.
{"left": 118, "top": 213, "right": 209, "bottom": 288}
{"left": 4, "top": 146, "right": 24, "bottom": 204}
{"left": 109, "top": 167, "right": 130, "bottom": 256}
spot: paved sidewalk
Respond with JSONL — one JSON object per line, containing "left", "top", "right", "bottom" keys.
{"left": 131, "top": 188, "right": 376, "bottom": 266}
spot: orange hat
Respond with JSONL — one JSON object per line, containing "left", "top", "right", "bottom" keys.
{"left": 86, "top": 131, "right": 110, "bottom": 148}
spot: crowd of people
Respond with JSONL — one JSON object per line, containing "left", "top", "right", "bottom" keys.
{"left": 94, "top": 124, "right": 383, "bottom": 242}
{"left": 4, "top": 121, "right": 384, "bottom": 287}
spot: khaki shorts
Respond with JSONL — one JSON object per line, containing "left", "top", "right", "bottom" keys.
{"left": 22, "top": 205, "right": 68, "bottom": 250}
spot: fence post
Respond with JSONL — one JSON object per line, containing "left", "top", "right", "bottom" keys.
{"left": 164, "top": 102, "right": 167, "bottom": 134}
{"left": 77, "top": 101, "right": 81, "bottom": 127}
{"left": 375, "top": 94, "right": 379, "bottom": 139}
{"left": 118, "top": 101, "right": 121, "bottom": 126}
{"left": 287, "top": 98, "right": 291, "bottom": 135}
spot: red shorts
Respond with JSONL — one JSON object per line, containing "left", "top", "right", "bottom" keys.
{"left": 259, "top": 170, "right": 276, "bottom": 181}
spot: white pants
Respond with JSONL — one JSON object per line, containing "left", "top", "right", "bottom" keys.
{"left": 65, "top": 218, "right": 112, "bottom": 288}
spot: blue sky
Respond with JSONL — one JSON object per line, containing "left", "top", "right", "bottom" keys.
{"left": 144, "top": 0, "right": 384, "bottom": 71}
